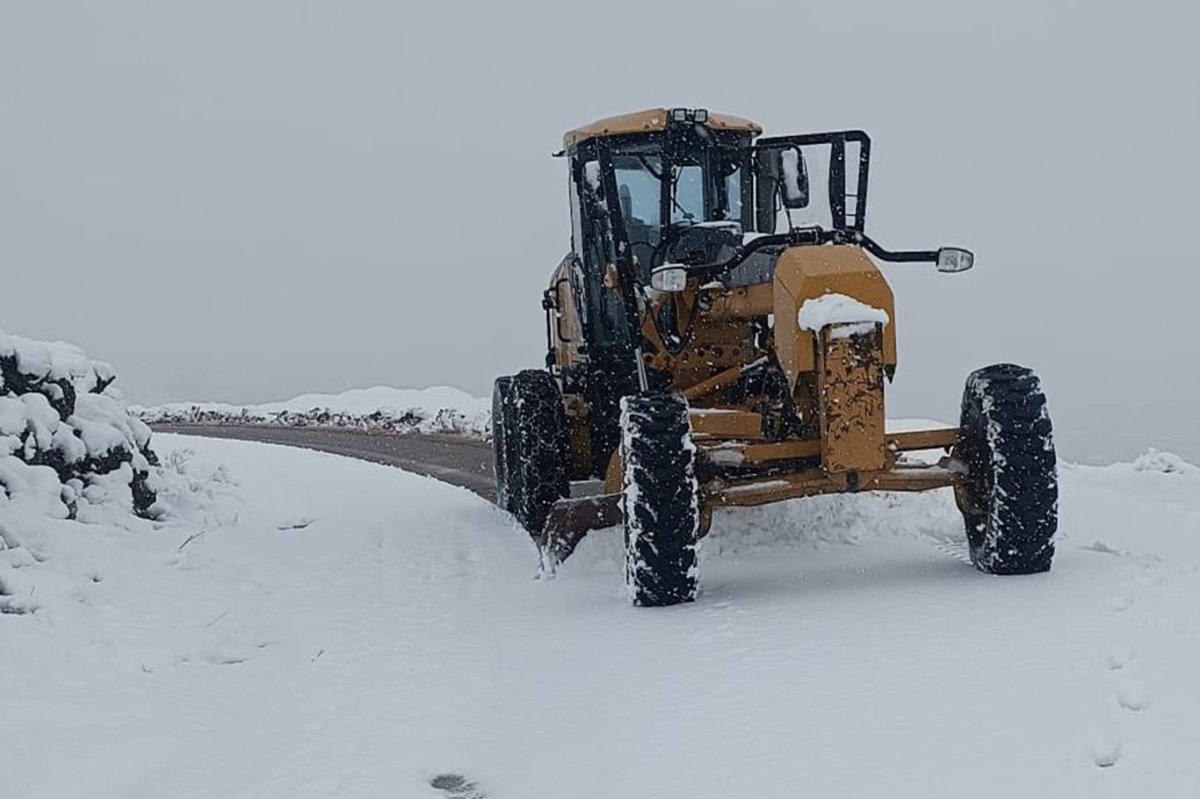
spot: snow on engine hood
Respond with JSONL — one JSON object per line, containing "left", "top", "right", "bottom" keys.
{"left": 797, "top": 293, "right": 891, "bottom": 339}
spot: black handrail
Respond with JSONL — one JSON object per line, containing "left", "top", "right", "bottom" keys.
{"left": 686, "top": 227, "right": 940, "bottom": 282}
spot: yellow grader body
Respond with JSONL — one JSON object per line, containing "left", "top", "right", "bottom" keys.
{"left": 542, "top": 244, "right": 959, "bottom": 562}
{"left": 493, "top": 108, "right": 1058, "bottom": 606}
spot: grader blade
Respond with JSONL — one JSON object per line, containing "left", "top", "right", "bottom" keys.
{"left": 539, "top": 494, "right": 620, "bottom": 566}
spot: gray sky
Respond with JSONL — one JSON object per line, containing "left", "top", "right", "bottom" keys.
{"left": 2, "top": 0, "right": 1196, "bottom": 464}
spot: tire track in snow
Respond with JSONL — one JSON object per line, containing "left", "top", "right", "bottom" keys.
{"left": 922, "top": 535, "right": 972, "bottom": 566}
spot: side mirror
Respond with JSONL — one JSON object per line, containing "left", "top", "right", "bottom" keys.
{"left": 650, "top": 264, "right": 688, "bottom": 292}
{"left": 776, "top": 147, "right": 809, "bottom": 209}
{"left": 936, "top": 247, "right": 975, "bottom": 273}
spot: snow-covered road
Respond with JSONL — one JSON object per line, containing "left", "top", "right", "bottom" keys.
{"left": 3, "top": 435, "right": 1198, "bottom": 798}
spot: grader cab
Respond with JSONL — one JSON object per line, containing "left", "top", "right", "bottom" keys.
{"left": 492, "top": 108, "right": 1057, "bottom": 606}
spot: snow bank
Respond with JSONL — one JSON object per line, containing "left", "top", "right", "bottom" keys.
{"left": 6, "top": 434, "right": 1200, "bottom": 797}
{"left": 0, "top": 329, "right": 158, "bottom": 528}
{"left": 798, "top": 292, "right": 890, "bottom": 339}
{"left": 133, "top": 385, "right": 491, "bottom": 437}
{"left": 0, "top": 442, "right": 223, "bottom": 616}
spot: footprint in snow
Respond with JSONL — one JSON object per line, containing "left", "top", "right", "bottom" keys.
{"left": 1106, "top": 595, "right": 1134, "bottom": 613}
{"left": 429, "top": 773, "right": 485, "bottom": 799}
{"left": 1117, "top": 680, "right": 1152, "bottom": 711}
{"left": 1103, "top": 645, "right": 1135, "bottom": 670}
{"left": 1088, "top": 728, "right": 1123, "bottom": 768}
{"left": 1080, "top": 541, "right": 1125, "bottom": 557}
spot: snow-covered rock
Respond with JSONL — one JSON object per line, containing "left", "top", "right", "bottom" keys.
{"left": 133, "top": 385, "right": 490, "bottom": 438}
{"left": 0, "top": 328, "right": 157, "bottom": 522}
{"left": 1132, "top": 447, "right": 1196, "bottom": 474}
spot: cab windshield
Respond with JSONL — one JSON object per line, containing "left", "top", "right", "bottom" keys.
{"left": 611, "top": 143, "right": 745, "bottom": 270}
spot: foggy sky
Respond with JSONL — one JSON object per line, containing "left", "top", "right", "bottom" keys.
{"left": 2, "top": 0, "right": 1197, "bottom": 463}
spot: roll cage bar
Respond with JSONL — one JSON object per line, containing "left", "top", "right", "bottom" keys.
{"left": 755, "top": 130, "right": 870, "bottom": 233}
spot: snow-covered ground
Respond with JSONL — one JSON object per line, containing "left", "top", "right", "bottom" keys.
{"left": 132, "top": 386, "right": 491, "bottom": 437}
{"left": 4, "top": 433, "right": 1198, "bottom": 797}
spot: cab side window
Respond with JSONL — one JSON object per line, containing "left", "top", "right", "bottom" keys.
{"left": 573, "top": 157, "right": 630, "bottom": 348}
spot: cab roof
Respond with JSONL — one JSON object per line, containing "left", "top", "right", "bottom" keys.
{"left": 562, "top": 108, "right": 762, "bottom": 148}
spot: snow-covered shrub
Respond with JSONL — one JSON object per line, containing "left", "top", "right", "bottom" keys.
{"left": 0, "top": 330, "right": 157, "bottom": 519}
{"left": 1132, "top": 448, "right": 1197, "bottom": 474}
{"left": 133, "top": 386, "right": 492, "bottom": 439}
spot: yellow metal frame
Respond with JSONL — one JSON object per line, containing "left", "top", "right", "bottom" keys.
{"left": 548, "top": 426, "right": 961, "bottom": 562}
{"left": 563, "top": 108, "right": 762, "bottom": 148}
{"left": 703, "top": 426, "right": 961, "bottom": 511}
{"left": 539, "top": 124, "right": 965, "bottom": 564}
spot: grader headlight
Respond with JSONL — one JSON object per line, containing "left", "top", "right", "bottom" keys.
{"left": 650, "top": 265, "right": 688, "bottom": 293}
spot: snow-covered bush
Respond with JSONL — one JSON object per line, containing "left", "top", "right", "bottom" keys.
{"left": 1132, "top": 447, "right": 1197, "bottom": 474}
{"left": 0, "top": 330, "right": 157, "bottom": 519}
{"left": 133, "top": 385, "right": 492, "bottom": 438}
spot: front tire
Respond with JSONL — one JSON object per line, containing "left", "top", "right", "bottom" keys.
{"left": 956, "top": 364, "right": 1058, "bottom": 574}
{"left": 620, "top": 393, "right": 699, "bottom": 607}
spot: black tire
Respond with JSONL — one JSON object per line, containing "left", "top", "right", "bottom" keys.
{"left": 506, "top": 370, "right": 569, "bottom": 539}
{"left": 620, "top": 392, "right": 699, "bottom": 607}
{"left": 956, "top": 364, "right": 1058, "bottom": 575}
{"left": 491, "top": 376, "right": 518, "bottom": 514}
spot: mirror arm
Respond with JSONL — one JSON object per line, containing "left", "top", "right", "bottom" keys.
{"left": 684, "top": 229, "right": 951, "bottom": 285}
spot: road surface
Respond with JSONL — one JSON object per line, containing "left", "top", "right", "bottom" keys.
{"left": 153, "top": 424, "right": 496, "bottom": 501}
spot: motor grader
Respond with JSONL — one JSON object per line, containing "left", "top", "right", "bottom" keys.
{"left": 493, "top": 108, "right": 1057, "bottom": 606}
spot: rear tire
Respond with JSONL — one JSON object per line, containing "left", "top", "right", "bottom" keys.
{"left": 956, "top": 364, "right": 1058, "bottom": 574}
{"left": 620, "top": 392, "right": 699, "bottom": 607}
{"left": 505, "top": 370, "right": 569, "bottom": 539}
{"left": 491, "top": 376, "right": 518, "bottom": 514}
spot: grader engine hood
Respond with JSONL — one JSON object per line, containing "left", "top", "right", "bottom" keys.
{"left": 772, "top": 245, "right": 897, "bottom": 391}
{"left": 771, "top": 245, "right": 896, "bottom": 475}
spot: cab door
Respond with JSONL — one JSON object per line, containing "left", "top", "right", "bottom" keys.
{"left": 544, "top": 254, "right": 585, "bottom": 372}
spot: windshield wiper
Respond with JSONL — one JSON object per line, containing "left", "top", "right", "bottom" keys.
{"left": 667, "top": 170, "right": 696, "bottom": 223}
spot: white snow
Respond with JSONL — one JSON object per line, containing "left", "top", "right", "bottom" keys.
{"left": 133, "top": 385, "right": 490, "bottom": 437}
{"left": 2, "top": 328, "right": 156, "bottom": 520}
{"left": 4, "top": 434, "right": 1200, "bottom": 797}
{"left": 798, "top": 292, "right": 890, "bottom": 339}
{"left": 1132, "top": 447, "right": 1196, "bottom": 474}
{"left": 0, "top": 331, "right": 115, "bottom": 392}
